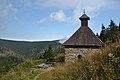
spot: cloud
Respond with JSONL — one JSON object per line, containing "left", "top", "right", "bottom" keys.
{"left": 21, "top": 0, "right": 119, "bottom": 25}
{"left": 39, "top": 0, "right": 114, "bottom": 10}
{"left": 58, "top": 37, "right": 68, "bottom": 43}
{"left": 0, "top": 0, "right": 17, "bottom": 20}
{"left": 37, "top": 18, "right": 47, "bottom": 25}
{"left": 22, "top": 0, "right": 118, "bottom": 24}
{"left": 20, "top": 0, "right": 35, "bottom": 7}
{"left": 50, "top": 10, "right": 66, "bottom": 22}
{"left": 39, "top": 0, "right": 79, "bottom": 9}
{"left": 22, "top": 0, "right": 118, "bottom": 10}
{"left": 0, "top": 0, "right": 17, "bottom": 30}
{"left": 38, "top": 0, "right": 115, "bottom": 23}
{"left": 71, "top": 0, "right": 113, "bottom": 23}
{"left": 38, "top": 10, "right": 67, "bottom": 25}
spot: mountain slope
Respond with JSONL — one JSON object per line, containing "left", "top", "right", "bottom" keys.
{"left": 0, "top": 39, "right": 61, "bottom": 58}
{"left": 0, "top": 46, "right": 22, "bottom": 75}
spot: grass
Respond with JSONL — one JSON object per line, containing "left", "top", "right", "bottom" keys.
{"left": 1, "top": 42, "right": 120, "bottom": 80}
{"left": 37, "top": 42, "right": 120, "bottom": 80}
{"left": 0, "top": 59, "right": 46, "bottom": 80}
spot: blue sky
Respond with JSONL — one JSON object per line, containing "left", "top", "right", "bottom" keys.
{"left": 0, "top": 0, "right": 120, "bottom": 41}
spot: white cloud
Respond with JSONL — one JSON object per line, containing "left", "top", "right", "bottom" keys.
{"left": 37, "top": 18, "right": 47, "bottom": 25}
{"left": 20, "top": 0, "right": 35, "bottom": 7}
{"left": 50, "top": 10, "right": 66, "bottom": 22}
{"left": 25, "top": 0, "right": 118, "bottom": 25}
{"left": 38, "top": 0, "right": 115, "bottom": 23}
{"left": 71, "top": 0, "right": 113, "bottom": 23}
{"left": 38, "top": 10, "right": 67, "bottom": 25}
{"left": 0, "top": 0, "right": 17, "bottom": 30}
{"left": 0, "top": 0, "right": 17, "bottom": 20}
{"left": 39, "top": 0, "right": 79, "bottom": 9}
{"left": 22, "top": 0, "right": 118, "bottom": 10}
{"left": 21, "top": 0, "right": 118, "bottom": 22}
{"left": 39, "top": 0, "right": 114, "bottom": 10}
{"left": 58, "top": 37, "right": 68, "bottom": 43}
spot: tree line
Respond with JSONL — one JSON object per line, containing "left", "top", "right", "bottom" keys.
{"left": 98, "top": 20, "right": 120, "bottom": 43}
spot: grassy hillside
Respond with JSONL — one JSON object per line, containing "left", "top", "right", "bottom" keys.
{"left": 0, "top": 46, "right": 23, "bottom": 76}
{"left": 1, "top": 41, "right": 120, "bottom": 80}
{"left": 42, "top": 42, "right": 120, "bottom": 80}
{"left": 0, "top": 59, "right": 43, "bottom": 80}
{"left": 0, "top": 39, "right": 61, "bottom": 58}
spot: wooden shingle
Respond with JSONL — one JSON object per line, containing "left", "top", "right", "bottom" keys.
{"left": 63, "top": 13, "right": 104, "bottom": 48}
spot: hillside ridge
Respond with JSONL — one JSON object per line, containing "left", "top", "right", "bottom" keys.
{"left": 0, "top": 39, "right": 61, "bottom": 58}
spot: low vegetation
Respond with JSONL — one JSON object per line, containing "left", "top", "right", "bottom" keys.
{"left": 38, "top": 41, "right": 120, "bottom": 80}
{"left": 1, "top": 41, "right": 120, "bottom": 80}
{"left": 0, "top": 46, "right": 23, "bottom": 77}
{"left": 0, "top": 59, "right": 43, "bottom": 80}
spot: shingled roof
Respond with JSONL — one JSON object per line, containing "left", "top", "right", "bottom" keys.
{"left": 63, "top": 13, "right": 104, "bottom": 47}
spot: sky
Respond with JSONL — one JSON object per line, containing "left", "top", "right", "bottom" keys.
{"left": 0, "top": 0, "right": 120, "bottom": 41}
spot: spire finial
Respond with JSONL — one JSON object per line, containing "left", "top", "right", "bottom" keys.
{"left": 83, "top": 9, "right": 85, "bottom": 14}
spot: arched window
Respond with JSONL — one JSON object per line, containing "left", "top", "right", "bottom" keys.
{"left": 78, "top": 55, "right": 82, "bottom": 61}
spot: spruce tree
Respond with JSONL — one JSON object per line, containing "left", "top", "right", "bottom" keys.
{"left": 109, "top": 20, "right": 117, "bottom": 31}
{"left": 100, "top": 24, "right": 106, "bottom": 42}
{"left": 108, "top": 20, "right": 119, "bottom": 42}
{"left": 57, "top": 46, "right": 65, "bottom": 54}
{"left": 43, "top": 45, "right": 54, "bottom": 61}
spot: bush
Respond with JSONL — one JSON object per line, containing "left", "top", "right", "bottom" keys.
{"left": 54, "top": 53, "right": 65, "bottom": 62}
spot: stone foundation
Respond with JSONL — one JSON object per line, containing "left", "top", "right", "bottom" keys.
{"left": 65, "top": 48, "right": 100, "bottom": 63}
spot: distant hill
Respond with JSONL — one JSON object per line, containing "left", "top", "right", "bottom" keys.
{"left": 0, "top": 39, "right": 61, "bottom": 58}
{"left": 0, "top": 46, "right": 22, "bottom": 74}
